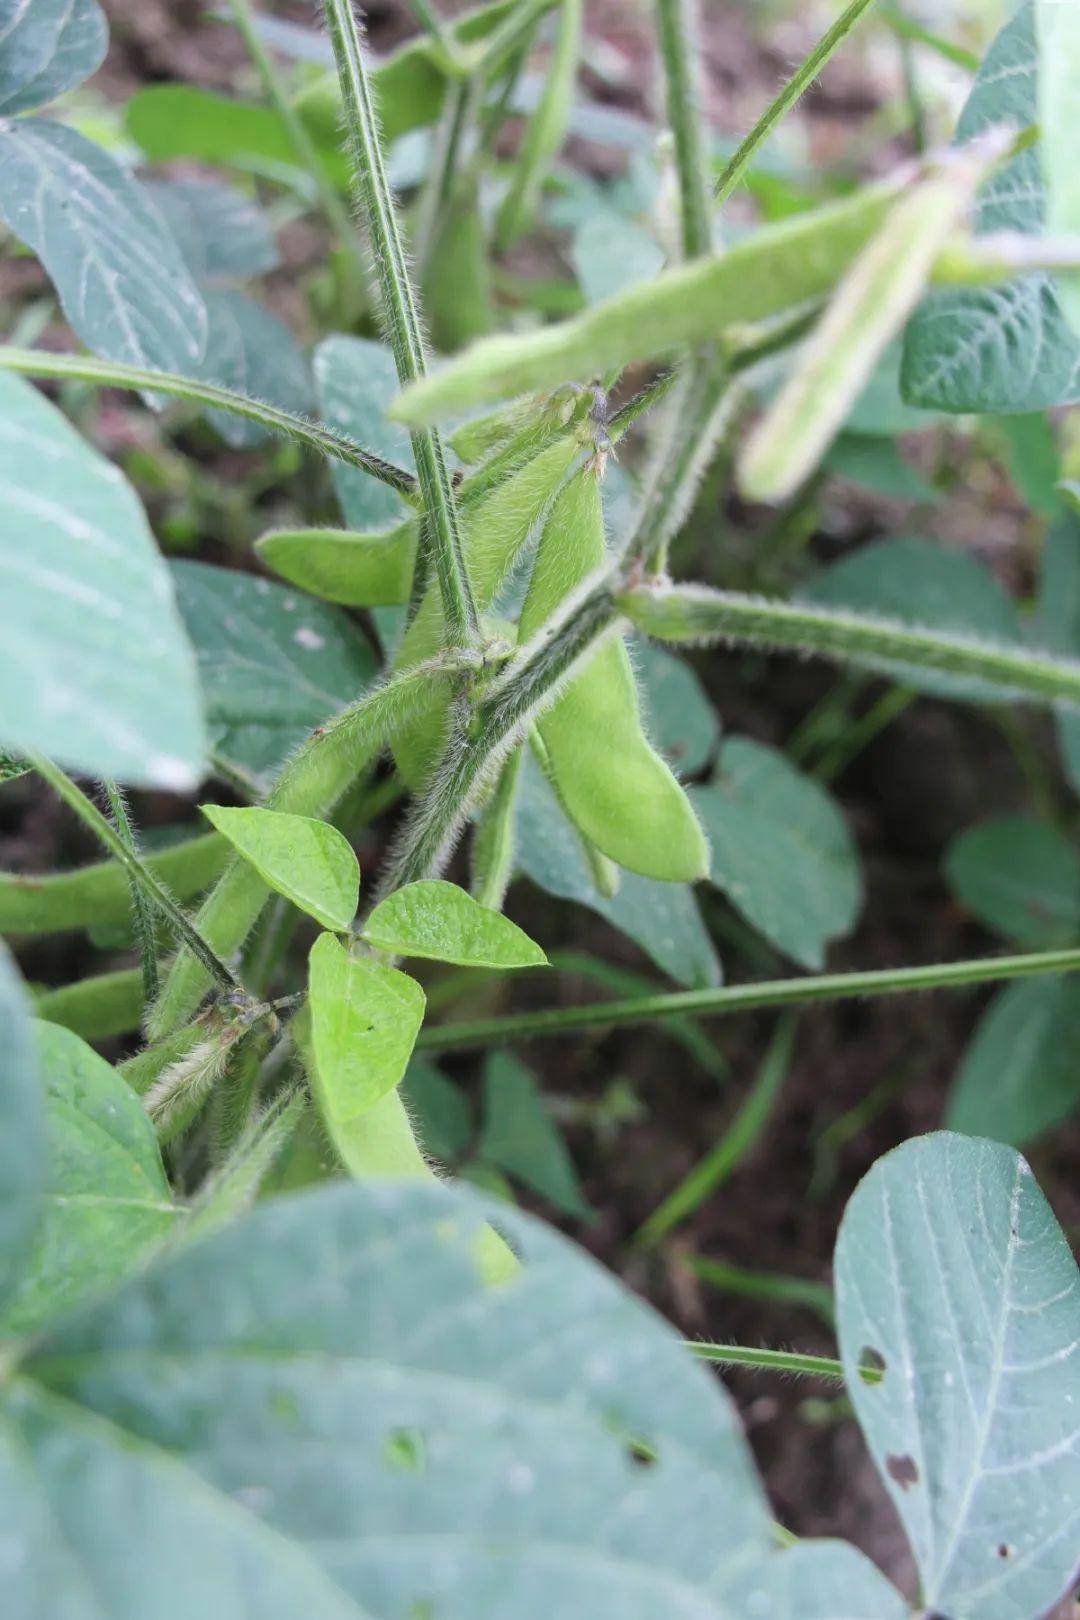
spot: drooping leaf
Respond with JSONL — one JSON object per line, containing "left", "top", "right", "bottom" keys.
{"left": 902, "top": 2, "right": 1080, "bottom": 413}
{"left": 172, "top": 561, "right": 378, "bottom": 794}
{"left": 316, "top": 336, "right": 416, "bottom": 532}
{"left": 836, "top": 1131, "right": 1080, "bottom": 1620}
{"left": 636, "top": 640, "right": 721, "bottom": 778}
{"left": 944, "top": 815, "right": 1080, "bottom": 948}
{"left": 0, "top": 119, "right": 208, "bottom": 373}
{"left": 202, "top": 806, "right": 359, "bottom": 932}
{"left": 0, "top": 0, "right": 107, "bottom": 116}
{"left": 693, "top": 738, "right": 861, "bottom": 970}
{"left": 0, "top": 373, "right": 206, "bottom": 788}
{"left": 363, "top": 879, "right": 547, "bottom": 969}
{"left": 1, "top": 1023, "right": 176, "bottom": 1337}
{"left": 307, "top": 931, "right": 426, "bottom": 1149}
{"left": 479, "top": 1051, "right": 591, "bottom": 1218}
{"left": 199, "top": 290, "right": 313, "bottom": 449}
{"left": 515, "top": 753, "right": 721, "bottom": 988}
{"left": 801, "top": 535, "right": 1022, "bottom": 702}
{"left": 0, "top": 943, "right": 42, "bottom": 1315}
{"left": 22, "top": 1176, "right": 774, "bottom": 1617}
{"left": 948, "top": 977, "right": 1080, "bottom": 1146}
{"left": 142, "top": 177, "right": 280, "bottom": 281}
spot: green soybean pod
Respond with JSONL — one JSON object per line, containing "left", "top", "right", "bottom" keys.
{"left": 518, "top": 463, "right": 709, "bottom": 883}
{"left": 496, "top": 0, "right": 583, "bottom": 250}
{"left": 392, "top": 433, "right": 580, "bottom": 786}
{"left": 423, "top": 175, "right": 496, "bottom": 353}
{"left": 256, "top": 521, "right": 417, "bottom": 607}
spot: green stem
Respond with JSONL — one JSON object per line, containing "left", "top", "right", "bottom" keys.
{"left": 654, "top": 0, "right": 713, "bottom": 258}
{"left": 28, "top": 755, "right": 241, "bottom": 996}
{"left": 417, "top": 944, "right": 1080, "bottom": 1050}
{"left": 100, "top": 779, "right": 159, "bottom": 1002}
{"left": 620, "top": 582, "right": 1080, "bottom": 710}
{"left": 227, "top": 0, "right": 362, "bottom": 270}
{"left": 714, "top": 0, "right": 881, "bottom": 206}
{"left": 0, "top": 348, "right": 417, "bottom": 495}
{"left": 686, "top": 1255, "right": 835, "bottom": 1326}
{"left": 635, "top": 1016, "right": 796, "bottom": 1248}
{"left": 687, "top": 1343, "right": 857, "bottom": 1383}
{"left": 321, "top": 0, "right": 479, "bottom": 648}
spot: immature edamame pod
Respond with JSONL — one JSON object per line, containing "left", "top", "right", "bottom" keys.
{"left": 423, "top": 175, "right": 495, "bottom": 353}
{"left": 392, "top": 433, "right": 580, "bottom": 785}
{"left": 518, "top": 461, "right": 709, "bottom": 882}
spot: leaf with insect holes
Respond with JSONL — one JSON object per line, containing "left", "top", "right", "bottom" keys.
{"left": 0, "top": 944, "right": 42, "bottom": 1314}
{"left": 363, "top": 879, "right": 547, "bottom": 969}
{"left": 308, "top": 931, "right": 425, "bottom": 1134}
{"left": 479, "top": 1052, "right": 591, "bottom": 1219}
{"left": 1, "top": 1023, "right": 177, "bottom": 1337}
{"left": 0, "top": 120, "right": 207, "bottom": 374}
{"left": 172, "top": 561, "right": 379, "bottom": 794}
{"left": 836, "top": 1132, "right": 1080, "bottom": 1620}
{"left": 945, "top": 815, "right": 1080, "bottom": 949}
{"left": 0, "top": 0, "right": 107, "bottom": 116}
{"left": 902, "top": 2, "right": 1080, "bottom": 413}
{"left": 0, "top": 373, "right": 206, "bottom": 788}
{"left": 16, "top": 1174, "right": 775, "bottom": 1618}
{"left": 947, "top": 977, "right": 1080, "bottom": 1147}
{"left": 693, "top": 738, "right": 861, "bottom": 970}
{"left": 202, "top": 806, "right": 359, "bottom": 932}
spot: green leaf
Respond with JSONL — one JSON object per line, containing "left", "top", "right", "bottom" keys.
{"left": 1039, "top": 512, "right": 1080, "bottom": 793}
{"left": 947, "top": 977, "right": 1080, "bottom": 1146}
{"left": 125, "top": 84, "right": 350, "bottom": 189}
{"left": 1038, "top": 0, "right": 1080, "bottom": 336}
{"left": 945, "top": 814, "right": 1080, "bottom": 948}
{"left": 515, "top": 753, "right": 721, "bottom": 988}
{"left": 693, "top": 738, "right": 861, "bottom": 970}
{"left": 0, "top": 120, "right": 208, "bottom": 373}
{"left": 308, "top": 931, "right": 426, "bottom": 1138}
{"left": 902, "top": 2, "right": 1080, "bottom": 414}
{"left": 22, "top": 1176, "right": 774, "bottom": 1616}
{"left": 172, "top": 561, "right": 378, "bottom": 794}
{"left": 401, "top": 1056, "right": 473, "bottom": 1162}
{"left": 801, "top": 535, "right": 1022, "bottom": 702}
{"left": 0, "top": 373, "right": 206, "bottom": 788}
{"left": 363, "top": 879, "right": 547, "bottom": 968}
{"left": 824, "top": 435, "right": 935, "bottom": 502}
{"left": 142, "top": 177, "right": 279, "bottom": 281}
{"left": 0, "top": 944, "right": 42, "bottom": 1314}
{"left": 836, "top": 1132, "right": 1080, "bottom": 1620}
{"left": 316, "top": 336, "right": 416, "bottom": 532}
{"left": 730, "top": 1540, "right": 909, "bottom": 1620}
{"left": 1, "top": 1023, "right": 176, "bottom": 1337}
{"left": 202, "top": 806, "right": 359, "bottom": 932}
{"left": 569, "top": 210, "right": 665, "bottom": 306}
{"left": 255, "top": 523, "right": 415, "bottom": 608}
{"left": 0, "top": 0, "right": 107, "bottom": 116}
{"left": 479, "top": 1051, "right": 591, "bottom": 1218}
{"left": 199, "top": 291, "right": 313, "bottom": 450}
{"left": 636, "top": 640, "right": 720, "bottom": 778}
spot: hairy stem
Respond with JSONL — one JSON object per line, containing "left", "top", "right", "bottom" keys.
{"left": 0, "top": 348, "right": 417, "bottom": 494}
{"left": 100, "top": 779, "right": 159, "bottom": 1003}
{"left": 417, "top": 944, "right": 1080, "bottom": 1050}
{"left": 687, "top": 1343, "right": 859, "bottom": 1383}
{"left": 654, "top": 0, "right": 713, "bottom": 258}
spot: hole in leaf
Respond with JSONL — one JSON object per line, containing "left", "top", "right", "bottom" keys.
{"left": 625, "top": 1437, "right": 659, "bottom": 1470}
{"left": 383, "top": 1427, "right": 427, "bottom": 1475}
{"left": 857, "top": 1346, "right": 886, "bottom": 1385}
{"left": 886, "top": 1453, "right": 919, "bottom": 1490}
{"left": 998, "top": 1544, "right": 1013, "bottom": 1560}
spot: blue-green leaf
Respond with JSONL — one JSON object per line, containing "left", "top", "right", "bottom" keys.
{"left": 0, "top": 0, "right": 107, "bottom": 116}
{"left": 945, "top": 814, "right": 1080, "bottom": 948}
{"left": 0, "top": 943, "right": 42, "bottom": 1315}
{"left": 142, "top": 177, "right": 279, "bottom": 281}
{"left": 316, "top": 336, "right": 416, "bottom": 532}
{"left": 200, "top": 290, "right": 313, "bottom": 449}
{"left": 948, "top": 977, "right": 1080, "bottom": 1146}
{"left": 479, "top": 1051, "right": 591, "bottom": 1218}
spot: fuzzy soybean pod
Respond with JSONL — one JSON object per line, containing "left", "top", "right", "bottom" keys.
{"left": 392, "top": 433, "right": 580, "bottom": 786}
{"left": 518, "top": 462, "right": 709, "bottom": 882}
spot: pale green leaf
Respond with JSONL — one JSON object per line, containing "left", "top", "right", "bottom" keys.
{"left": 480, "top": 1051, "right": 591, "bottom": 1218}
{"left": 0, "top": 120, "right": 208, "bottom": 373}
{"left": 364, "top": 879, "right": 547, "bottom": 968}
{"left": 0, "top": 943, "right": 42, "bottom": 1314}
{"left": 693, "top": 738, "right": 861, "bottom": 970}
{"left": 836, "top": 1131, "right": 1080, "bottom": 1620}
{"left": 729, "top": 1539, "right": 909, "bottom": 1620}
{"left": 802, "top": 536, "right": 1022, "bottom": 702}
{"left": 172, "top": 561, "right": 378, "bottom": 794}
{"left": 308, "top": 931, "right": 426, "bottom": 1139}
{"left": 0, "top": 373, "right": 207, "bottom": 788}
{"left": 570, "top": 210, "right": 665, "bottom": 306}
{"left": 948, "top": 978, "right": 1080, "bottom": 1146}
{"left": 0, "top": 1023, "right": 176, "bottom": 1337}
{"left": 23, "top": 1176, "right": 774, "bottom": 1617}
{"left": 945, "top": 815, "right": 1080, "bottom": 948}
{"left": 0, "top": 0, "right": 106, "bottom": 115}
{"left": 202, "top": 806, "right": 359, "bottom": 932}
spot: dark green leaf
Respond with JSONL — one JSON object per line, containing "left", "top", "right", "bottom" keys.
{"left": 172, "top": 561, "right": 378, "bottom": 794}
{"left": 693, "top": 738, "right": 861, "bottom": 970}
{"left": 0, "top": 943, "right": 42, "bottom": 1315}
{"left": 948, "top": 977, "right": 1080, "bottom": 1145}
{"left": 402, "top": 1056, "right": 473, "bottom": 1162}
{"left": 824, "top": 435, "right": 935, "bottom": 502}
{"left": 0, "top": 0, "right": 106, "bottom": 116}
{"left": 480, "top": 1051, "right": 591, "bottom": 1218}
{"left": 636, "top": 640, "right": 721, "bottom": 777}
{"left": 944, "top": 814, "right": 1080, "bottom": 947}
{"left": 1037, "top": 512, "right": 1080, "bottom": 792}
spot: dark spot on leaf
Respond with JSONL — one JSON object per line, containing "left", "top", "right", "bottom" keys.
{"left": 384, "top": 1427, "right": 426, "bottom": 1474}
{"left": 886, "top": 1453, "right": 920, "bottom": 1490}
{"left": 858, "top": 1346, "right": 887, "bottom": 1385}
{"left": 626, "top": 1437, "right": 659, "bottom": 1469}
{"left": 998, "top": 1544, "right": 1013, "bottom": 1560}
